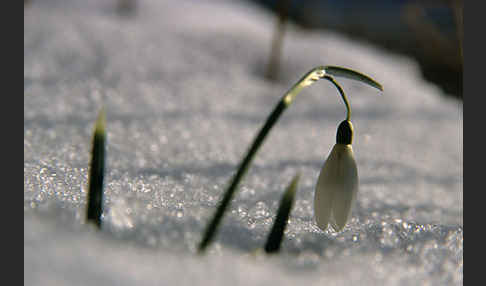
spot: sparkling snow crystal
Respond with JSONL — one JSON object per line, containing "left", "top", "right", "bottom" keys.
{"left": 24, "top": 0, "right": 462, "bottom": 285}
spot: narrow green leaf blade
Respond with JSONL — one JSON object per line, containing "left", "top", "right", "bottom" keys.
{"left": 197, "top": 67, "right": 323, "bottom": 253}
{"left": 325, "top": 66, "right": 383, "bottom": 91}
{"left": 198, "top": 100, "right": 288, "bottom": 254}
{"left": 264, "top": 173, "right": 300, "bottom": 254}
{"left": 86, "top": 109, "right": 106, "bottom": 229}
{"left": 197, "top": 65, "right": 378, "bottom": 253}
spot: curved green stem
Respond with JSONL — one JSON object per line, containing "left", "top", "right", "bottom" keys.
{"left": 324, "top": 75, "right": 351, "bottom": 121}
{"left": 197, "top": 66, "right": 382, "bottom": 253}
{"left": 197, "top": 67, "right": 326, "bottom": 254}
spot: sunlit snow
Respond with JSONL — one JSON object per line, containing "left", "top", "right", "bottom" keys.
{"left": 24, "top": 0, "right": 463, "bottom": 285}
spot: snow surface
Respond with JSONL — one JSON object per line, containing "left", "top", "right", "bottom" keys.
{"left": 24, "top": 0, "right": 463, "bottom": 285}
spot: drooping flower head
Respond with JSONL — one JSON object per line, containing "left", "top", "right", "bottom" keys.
{"left": 314, "top": 120, "right": 358, "bottom": 232}
{"left": 314, "top": 77, "right": 359, "bottom": 232}
{"left": 198, "top": 66, "right": 382, "bottom": 253}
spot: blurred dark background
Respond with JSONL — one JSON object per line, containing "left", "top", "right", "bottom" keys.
{"left": 249, "top": 0, "right": 463, "bottom": 99}
{"left": 24, "top": 0, "right": 463, "bottom": 99}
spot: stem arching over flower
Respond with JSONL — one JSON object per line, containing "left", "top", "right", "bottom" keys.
{"left": 323, "top": 75, "right": 351, "bottom": 121}
{"left": 314, "top": 68, "right": 382, "bottom": 232}
{"left": 198, "top": 66, "right": 383, "bottom": 253}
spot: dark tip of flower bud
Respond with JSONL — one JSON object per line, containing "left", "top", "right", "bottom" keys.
{"left": 336, "top": 120, "right": 354, "bottom": 145}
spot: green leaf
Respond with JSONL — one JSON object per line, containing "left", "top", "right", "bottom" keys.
{"left": 264, "top": 173, "right": 300, "bottom": 254}
{"left": 197, "top": 67, "right": 322, "bottom": 253}
{"left": 197, "top": 65, "right": 382, "bottom": 254}
{"left": 197, "top": 99, "right": 289, "bottom": 254}
{"left": 86, "top": 109, "right": 106, "bottom": 229}
{"left": 324, "top": 66, "right": 383, "bottom": 91}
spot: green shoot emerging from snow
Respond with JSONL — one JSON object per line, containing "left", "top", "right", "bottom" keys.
{"left": 264, "top": 173, "right": 300, "bottom": 254}
{"left": 86, "top": 109, "right": 106, "bottom": 229}
{"left": 197, "top": 66, "right": 383, "bottom": 253}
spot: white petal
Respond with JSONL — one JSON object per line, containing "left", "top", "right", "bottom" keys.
{"left": 314, "top": 176, "right": 334, "bottom": 231}
{"left": 314, "top": 144, "right": 342, "bottom": 231}
{"left": 314, "top": 144, "right": 358, "bottom": 232}
{"left": 330, "top": 144, "right": 358, "bottom": 232}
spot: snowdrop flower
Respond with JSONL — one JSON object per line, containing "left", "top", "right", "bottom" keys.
{"left": 314, "top": 76, "right": 358, "bottom": 232}
{"left": 198, "top": 66, "right": 381, "bottom": 252}
{"left": 314, "top": 119, "right": 357, "bottom": 232}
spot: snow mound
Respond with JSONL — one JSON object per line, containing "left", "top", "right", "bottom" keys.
{"left": 24, "top": 0, "right": 462, "bottom": 285}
